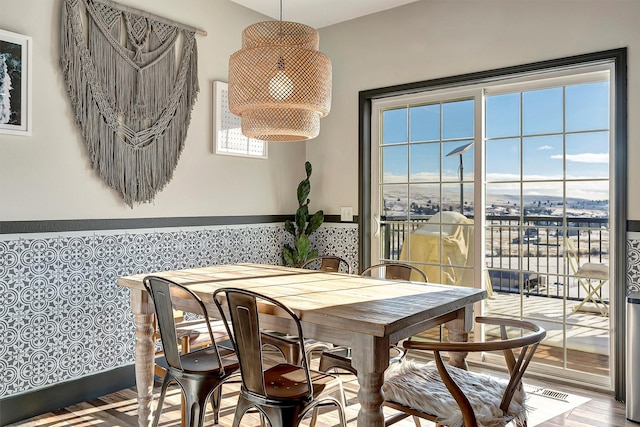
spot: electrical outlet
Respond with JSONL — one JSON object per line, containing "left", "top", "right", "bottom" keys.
{"left": 340, "top": 206, "right": 353, "bottom": 222}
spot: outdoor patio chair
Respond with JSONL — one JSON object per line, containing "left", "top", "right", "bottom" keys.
{"left": 213, "top": 287, "right": 347, "bottom": 427}
{"left": 566, "top": 237, "right": 609, "bottom": 316}
{"left": 383, "top": 317, "right": 546, "bottom": 427}
{"left": 143, "top": 276, "right": 239, "bottom": 427}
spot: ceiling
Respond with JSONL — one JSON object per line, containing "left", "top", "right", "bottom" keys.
{"left": 228, "top": 0, "right": 420, "bottom": 29}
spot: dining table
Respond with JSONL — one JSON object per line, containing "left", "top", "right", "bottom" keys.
{"left": 117, "top": 263, "right": 486, "bottom": 427}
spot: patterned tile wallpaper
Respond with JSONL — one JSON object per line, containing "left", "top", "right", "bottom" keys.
{"left": 1, "top": 224, "right": 637, "bottom": 399}
{"left": 0, "top": 223, "right": 359, "bottom": 399}
{"left": 628, "top": 234, "right": 640, "bottom": 292}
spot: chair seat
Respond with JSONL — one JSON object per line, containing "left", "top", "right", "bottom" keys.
{"left": 179, "top": 346, "right": 238, "bottom": 374}
{"left": 264, "top": 363, "right": 344, "bottom": 400}
{"left": 383, "top": 360, "right": 527, "bottom": 427}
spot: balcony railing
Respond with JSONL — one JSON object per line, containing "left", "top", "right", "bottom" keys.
{"left": 381, "top": 214, "right": 609, "bottom": 304}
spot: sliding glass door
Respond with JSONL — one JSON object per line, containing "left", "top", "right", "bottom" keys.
{"left": 370, "top": 64, "right": 614, "bottom": 388}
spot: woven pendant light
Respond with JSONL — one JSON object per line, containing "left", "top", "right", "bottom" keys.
{"left": 228, "top": 8, "right": 332, "bottom": 142}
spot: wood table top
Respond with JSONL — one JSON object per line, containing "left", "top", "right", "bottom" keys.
{"left": 117, "top": 263, "right": 486, "bottom": 338}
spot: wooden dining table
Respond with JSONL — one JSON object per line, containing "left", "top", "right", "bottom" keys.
{"left": 117, "top": 263, "right": 486, "bottom": 427}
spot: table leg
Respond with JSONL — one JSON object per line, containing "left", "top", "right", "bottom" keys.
{"left": 131, "top": 289, "right": 155, "bottom": 427}
{"left": 445, "top": 305, "right": 474, "bottom": 369}
{"left": 350, "top": 333, "right": 390, "bottom": 427}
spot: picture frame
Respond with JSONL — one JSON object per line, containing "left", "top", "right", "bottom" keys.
{"left": 212, "top": 81, "right": 267, "bottom": 159}
{"left": 0, "top": 29, "right": 32, "bottom": 136}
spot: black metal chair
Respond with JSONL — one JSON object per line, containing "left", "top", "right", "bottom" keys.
{"left": 261, "top": 255, "right": 351, "bottom": 364}
{"left": 144, "top": 276, "right": 239, "bottom": 427}
{"left": 300, "top": 255, "right": 352, "bottom": 274}
{"left": 213, "top": 287, "right": 347, "bottom": 427}
{"left": 360, "top": 262, "right": 428, "bottom": 282}
{"left": 318, "top": 262, "right": 427, "bottom": 374}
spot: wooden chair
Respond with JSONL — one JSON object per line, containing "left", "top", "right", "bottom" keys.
{"left": 144, "top": 276, "right": 239, "bottom": 427}
{"left": 300, "top": 255, "right": 352, "bottom": 274}
{"left": 318, "top": 262, "right": 427, "bottom": 374}
{"left": 383, "top": 317, "right": 546, "bottom": 427}
{"left": 213, "top": 287, "right": 347, "bottom": 427}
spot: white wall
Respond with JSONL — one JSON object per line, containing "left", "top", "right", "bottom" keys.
{"left": 0, "top": 0, "right": 305, "bottom": 221}
{"left": 2, "top": 0, "right": 638, "bottom": 222}
{"left": 310, "top": 0, "right": 640, "bottom": 219}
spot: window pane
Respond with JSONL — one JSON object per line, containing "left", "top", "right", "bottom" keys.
{"left": 523, "top": 87, "right": 563, "bottom": 135}
{"left": 409, "top": 184, "right": 441, "bottom": 217}
{"left": 410, "top": 104, "right": 440, "bottom": 142}
{"left": 442, "top": 99, "right": 473, "bottom": 140}
{"left": 523, "top": 181, "right": 563, "bottom": 218}
{"left": 566, "top": 181, "right": 609, "bottom": 215}
{"left": 566, "top": 132, "right": 609, "bottom": 179}
{"left": 486, "top": 182, "right": 521, "bottom": 217}
{"left": 486, "top": 93, "right": 520, "bottom": 138}
{"left": 382, "top": 108, "right": 408, "bottom": 144}
{"left": 382, "top": 184, "right": 408, "bottom": 218}
{"left": 443, "top": 141, "right": 474, "bottom": 182}
{"left": 410, "top": 143, "right": 440, "bottom": 182}
{"left": 523, "top": 135, "right": 563, "bottom": 181}
{"left": 442, "top": 183, "right": 469, "bottom": 214}
{"left": 566, "top": 81, "right": 610, "bottom": 132}
{"left": 485, "top": 138, "right": 520, "bottom": 182}
{"left": 382, "top": 145, "right": 408, "bottom": 183}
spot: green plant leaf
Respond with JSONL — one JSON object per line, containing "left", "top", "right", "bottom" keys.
{"left": 295, "top": 234, "right": 311, "bottom": 261}
{"left": 283, "top": 245, "right": 296, "bottom": 267}
{"left": 305, "top": 161, "right": 312, "bottom": 178}
{"left": 308, "top": 249, "right": 319, "bottom": 260}
{"left": 284, "top": 220, "right": 296, "bottom": 236}
{"left": 297, "top": 179, "right": 310, "bottom": 206}
{"left": 305, "top": 210, "right": 324, "bottom": 235}
{"left": 295, "top": 206, "right": 308, "bottom": 232}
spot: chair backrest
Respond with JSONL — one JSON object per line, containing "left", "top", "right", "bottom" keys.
{"left": 213, "top": 287, "right": 313, "bottom": 399}
{"left": 144, "top": 276, "right": 225, "bottom": 373}
{"left": 402, "top": 316, "right": 545, "bottom": 421}
{"left": 301, "top": 255, "right": 352, "bottom": 274}
{"left": 361, "top": 262, "right": 427, "bottom": 282}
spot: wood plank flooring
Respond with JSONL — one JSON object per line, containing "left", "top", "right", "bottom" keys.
{"left": 8, "top": 365, "right": 634, "bottom": 427}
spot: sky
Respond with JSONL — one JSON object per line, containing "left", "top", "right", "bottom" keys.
{"left": 380, "top": 80, "right": 610, "bottom": 203}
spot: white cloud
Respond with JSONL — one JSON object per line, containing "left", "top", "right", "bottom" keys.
{"left": 538, "top": 145, "right": 553, "bottom": 150}
{"left": 550, "top": 153, "right": 608, "bottom": 163}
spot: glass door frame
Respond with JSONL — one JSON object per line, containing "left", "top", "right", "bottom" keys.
{"left": 357, "top": 48, "right": 627, "bottom": 399}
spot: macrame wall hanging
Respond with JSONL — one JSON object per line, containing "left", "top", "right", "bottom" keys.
{"left": 60, "top": 0, "right": 203, "bottom": 207}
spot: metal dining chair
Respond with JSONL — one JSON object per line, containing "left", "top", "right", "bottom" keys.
{"left": 318, "top": 262, "right": 427, "bottom": 374}
{"left": 213, "top": 287, "right": 347, "bottom": 427}
{"left": 300, "top": 255, "right": 352, "bottom": 274}
{"left": 144, "top": 276, "right": 239, "bottom": 427}
{"left": 261, "top": 255, "right": 351, "bottom": 364}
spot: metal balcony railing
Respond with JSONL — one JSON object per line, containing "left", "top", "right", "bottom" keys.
{"left": 380, "top": 214, "right": 609, "bottom": 304}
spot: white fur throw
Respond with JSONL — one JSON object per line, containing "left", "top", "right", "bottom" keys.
{"left": 383, "top": 360, "right": 527, "bottom": 427}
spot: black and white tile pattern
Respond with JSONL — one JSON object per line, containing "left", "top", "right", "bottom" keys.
{"left": 0, "top": 223, "right": 358, "bottom": 398}
{"left": 628, "top": 234, "right": 640, "bottom": 293}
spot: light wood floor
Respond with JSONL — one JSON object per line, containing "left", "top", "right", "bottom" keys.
{"left": 8, "top": 364, "right": 634, "bottom": 427}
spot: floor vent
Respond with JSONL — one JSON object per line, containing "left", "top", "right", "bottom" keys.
{"left": 525, "top": 385, "right": 570, "bottom": 402}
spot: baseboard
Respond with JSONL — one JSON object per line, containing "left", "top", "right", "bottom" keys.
{"left": 0, "top": 364, "right": 136, "bottom": 426}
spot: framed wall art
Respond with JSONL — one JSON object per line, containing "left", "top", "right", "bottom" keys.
{"left": 0, "top": 29, "right": 32, "bottom": 136}
{"left": 213, "top": 81, "right": 267, "bottom": 159}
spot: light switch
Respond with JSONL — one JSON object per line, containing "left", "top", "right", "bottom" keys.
{"left": 340, "top": 206, "right": 353, "bottom": 222}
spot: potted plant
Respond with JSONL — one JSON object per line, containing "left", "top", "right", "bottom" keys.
{"left": 283, "top": 161, "right": 324, "bottom": 267}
